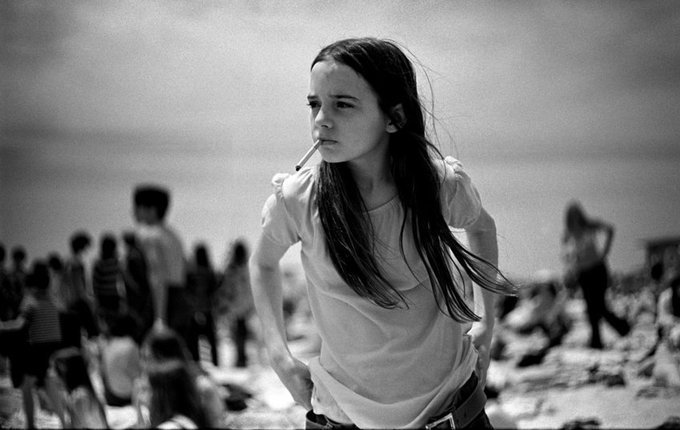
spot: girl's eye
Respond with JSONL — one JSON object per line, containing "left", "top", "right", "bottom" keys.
{"left": 337, "top": 102, "right": 353, "bottom": 109}
{"left": 307, "top": 101, "right": 320, "bottom": 109}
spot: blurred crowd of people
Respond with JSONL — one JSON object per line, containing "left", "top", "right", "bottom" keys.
{"left": 490, "top": 201, "right": 680, "bottom": 381}
{"left": 1, "top": 188, "right": 679, "bottom": 428}
{"left": 0, "top": 184, "right": 260, "bottom": 429}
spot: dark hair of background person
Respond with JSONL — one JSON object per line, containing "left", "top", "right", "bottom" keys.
{"left": 143, "top": 325, "right": 192, "bottom": 363}
{"left": 47, "top": 253, "right": 64, "bottom": 272}
{"left": 11, "top": 246, "right": 26, "bottom": 264}
{"left": 133, "top": 185, "right": 170, "bottom": 220}
{"left": 27, "top": 260, "right": 50, "bottom": 290}
{"left": 227, "top": 239, "right": 249, "bottom": 268}
{"left": 194, "top": 243, "right": 212, "bottom": 269}
{"left": 147, "top": 359, "right": 208, "bottom": 428}
{"left": 70, "top": 231, "right": 92, "bottom": 254}
{"left": 51, "top": 347, "right": 97, "bottom": 393}
{"left": 99, "top": 234, "right": 118, "bottom": 259}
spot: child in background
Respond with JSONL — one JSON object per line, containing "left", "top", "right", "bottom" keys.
{"left": 0, "top": 261, "right": 66, "bottom": 428}
{"left": 100, "top": 312, "right": 141, "bottom": 407}
{"left": 133, "top": 325, "right": 225, "bottom": 428}
{"left": 147, "top": 360, "right": 207, "bottom": 429}
{"left": 64, "top": 230, "right": 100, "bottom": 339}
{"left": 51, "top": 347, "right": 109, "bottom": 428}
{"left": 92, "top": 233, "right": 125, "bottom": 332}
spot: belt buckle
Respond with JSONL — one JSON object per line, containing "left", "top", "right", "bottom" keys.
{"left": 425, "top": 412, "right": 455, "bottom": 429}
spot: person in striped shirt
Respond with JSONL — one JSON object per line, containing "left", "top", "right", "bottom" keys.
{"left": 0, "top": 261, "right": 69, "bottom": 428}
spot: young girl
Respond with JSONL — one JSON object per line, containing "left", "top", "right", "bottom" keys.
{"left": 250, "top": 37, "right": 514, "bottom": 429}
{"left": 51, "top": 347, "right": 109, "bottom": 429}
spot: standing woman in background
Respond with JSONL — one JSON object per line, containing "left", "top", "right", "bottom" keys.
{"left": 220, "top": 239, "right": 255, "bottom": 368}
{"left": 562, "top": 200, "right": 630, "bottom": 349}
{"left": 185, "top": 242, "right": 220, "bottom": 365}
{"left": 250, "top": 37, "right": 514, "bottom": 429}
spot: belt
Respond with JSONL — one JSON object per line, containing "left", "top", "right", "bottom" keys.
{"left": 305, "top": 374, "right": 487, "bottom": 430}
{"left": 425, "top": 376, "right": 487, "bottom": 429}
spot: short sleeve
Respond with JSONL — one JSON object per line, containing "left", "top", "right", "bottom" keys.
{"left": 440, "top": 157, "right": 483, "bottom": 229}
{"left": 260, "top": 173, "right": 300, "bottom": 247}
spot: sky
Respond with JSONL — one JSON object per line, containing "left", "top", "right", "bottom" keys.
{"left": 2, "top": 0, "right": 679, "bottom": 157}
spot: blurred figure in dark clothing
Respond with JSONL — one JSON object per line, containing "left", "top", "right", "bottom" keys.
{"left": 561, "top": 201, "right": 630, "bottom": 349}
{"left": 92, "top": 233, "right": 125, "bottom": 332}
{"left": 64, "top": 231, "right": 99, "bottom": 338}
{"left": 219, "top": 239, "right": 254, "bottom": 368}
{"left": 6, "top": 246, "right": 28, "bottom": 320}
{"left": 122, "top": 231, "right": 153, "bottom": 342}
{"left": 0, "top": 261, "right": 67, "bottom": 428}
{"left": 186, "top": 243, "right": 219, "bottom": 365}
{"left": 0, "top": 242, "right": 13, "bottom": 321}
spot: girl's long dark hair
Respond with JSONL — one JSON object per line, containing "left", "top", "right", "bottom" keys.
{"left": 313, "top": 38, "right": 514, "bottom": 322}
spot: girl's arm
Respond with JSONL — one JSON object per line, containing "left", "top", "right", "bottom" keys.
{"left": 249, "top": 233, "right": 313, "bottom": 410}
{"left": 465, "top": 207, "right": 499, "bottom": 387}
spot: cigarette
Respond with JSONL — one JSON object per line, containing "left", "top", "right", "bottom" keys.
{"left": 295, "top": 140, "right": 321, "bottom": 171}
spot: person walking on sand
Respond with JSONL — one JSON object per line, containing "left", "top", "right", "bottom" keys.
{"left": 250, "top": 37, "right": 515, "bottom": 429}
{"left": 132, "top": 185, "right": 190, "bottom": 345}
{"left": 561, "top": 200, "right": 630, "bottom": 349}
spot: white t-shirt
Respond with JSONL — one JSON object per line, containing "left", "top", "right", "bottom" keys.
{"left": 260, "top": 158, "right": 483, "bottom": 428}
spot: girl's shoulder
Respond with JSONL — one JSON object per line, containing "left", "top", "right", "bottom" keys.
{"left": 271, "top": 166, "right": 316, "bottom": 199}
{"left": 435, "top": 157, "right": 483, "bottom": 228}
{"left": 268, "top": 166, "right": 318, "bottom": 215}
{"left": 434, "top": 156, "right": 473, "bottom": 188}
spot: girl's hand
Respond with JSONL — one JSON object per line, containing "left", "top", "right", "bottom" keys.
{"left": 271, "top": 354, "right": 313, "bottom": 410}
{"left": 469, "top": 323, "right": 493, "bottom": 387}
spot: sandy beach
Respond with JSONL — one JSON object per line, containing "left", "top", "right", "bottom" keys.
{"left": 2, "top": 297, "right": 679, "bottom": 429}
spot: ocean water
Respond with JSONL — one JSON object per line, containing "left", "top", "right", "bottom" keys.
{"left": 1, "top": 136, "right": 678, "bottom": 280}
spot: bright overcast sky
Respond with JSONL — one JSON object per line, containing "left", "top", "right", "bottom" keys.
{"left": 2, "top": 0, "right": 680, "bottom": 158}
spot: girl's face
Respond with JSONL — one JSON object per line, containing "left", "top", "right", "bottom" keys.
{"left": 308, "top": 60, "right": 395, "bottom": 167}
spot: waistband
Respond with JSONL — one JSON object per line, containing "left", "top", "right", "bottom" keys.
{"left": 425, "top": 372, "right": 487, "bottom": 429}
{"left": 304, "top": 372, "right": 487, "bottom": 429}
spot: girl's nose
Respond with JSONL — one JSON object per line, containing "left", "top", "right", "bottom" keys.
{"left": 314, "top": 107, "right": 333, "bottom": 128}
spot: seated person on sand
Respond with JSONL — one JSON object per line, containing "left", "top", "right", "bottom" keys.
{"left": 504, "top": 269, "right": 571, "bottom": 348}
